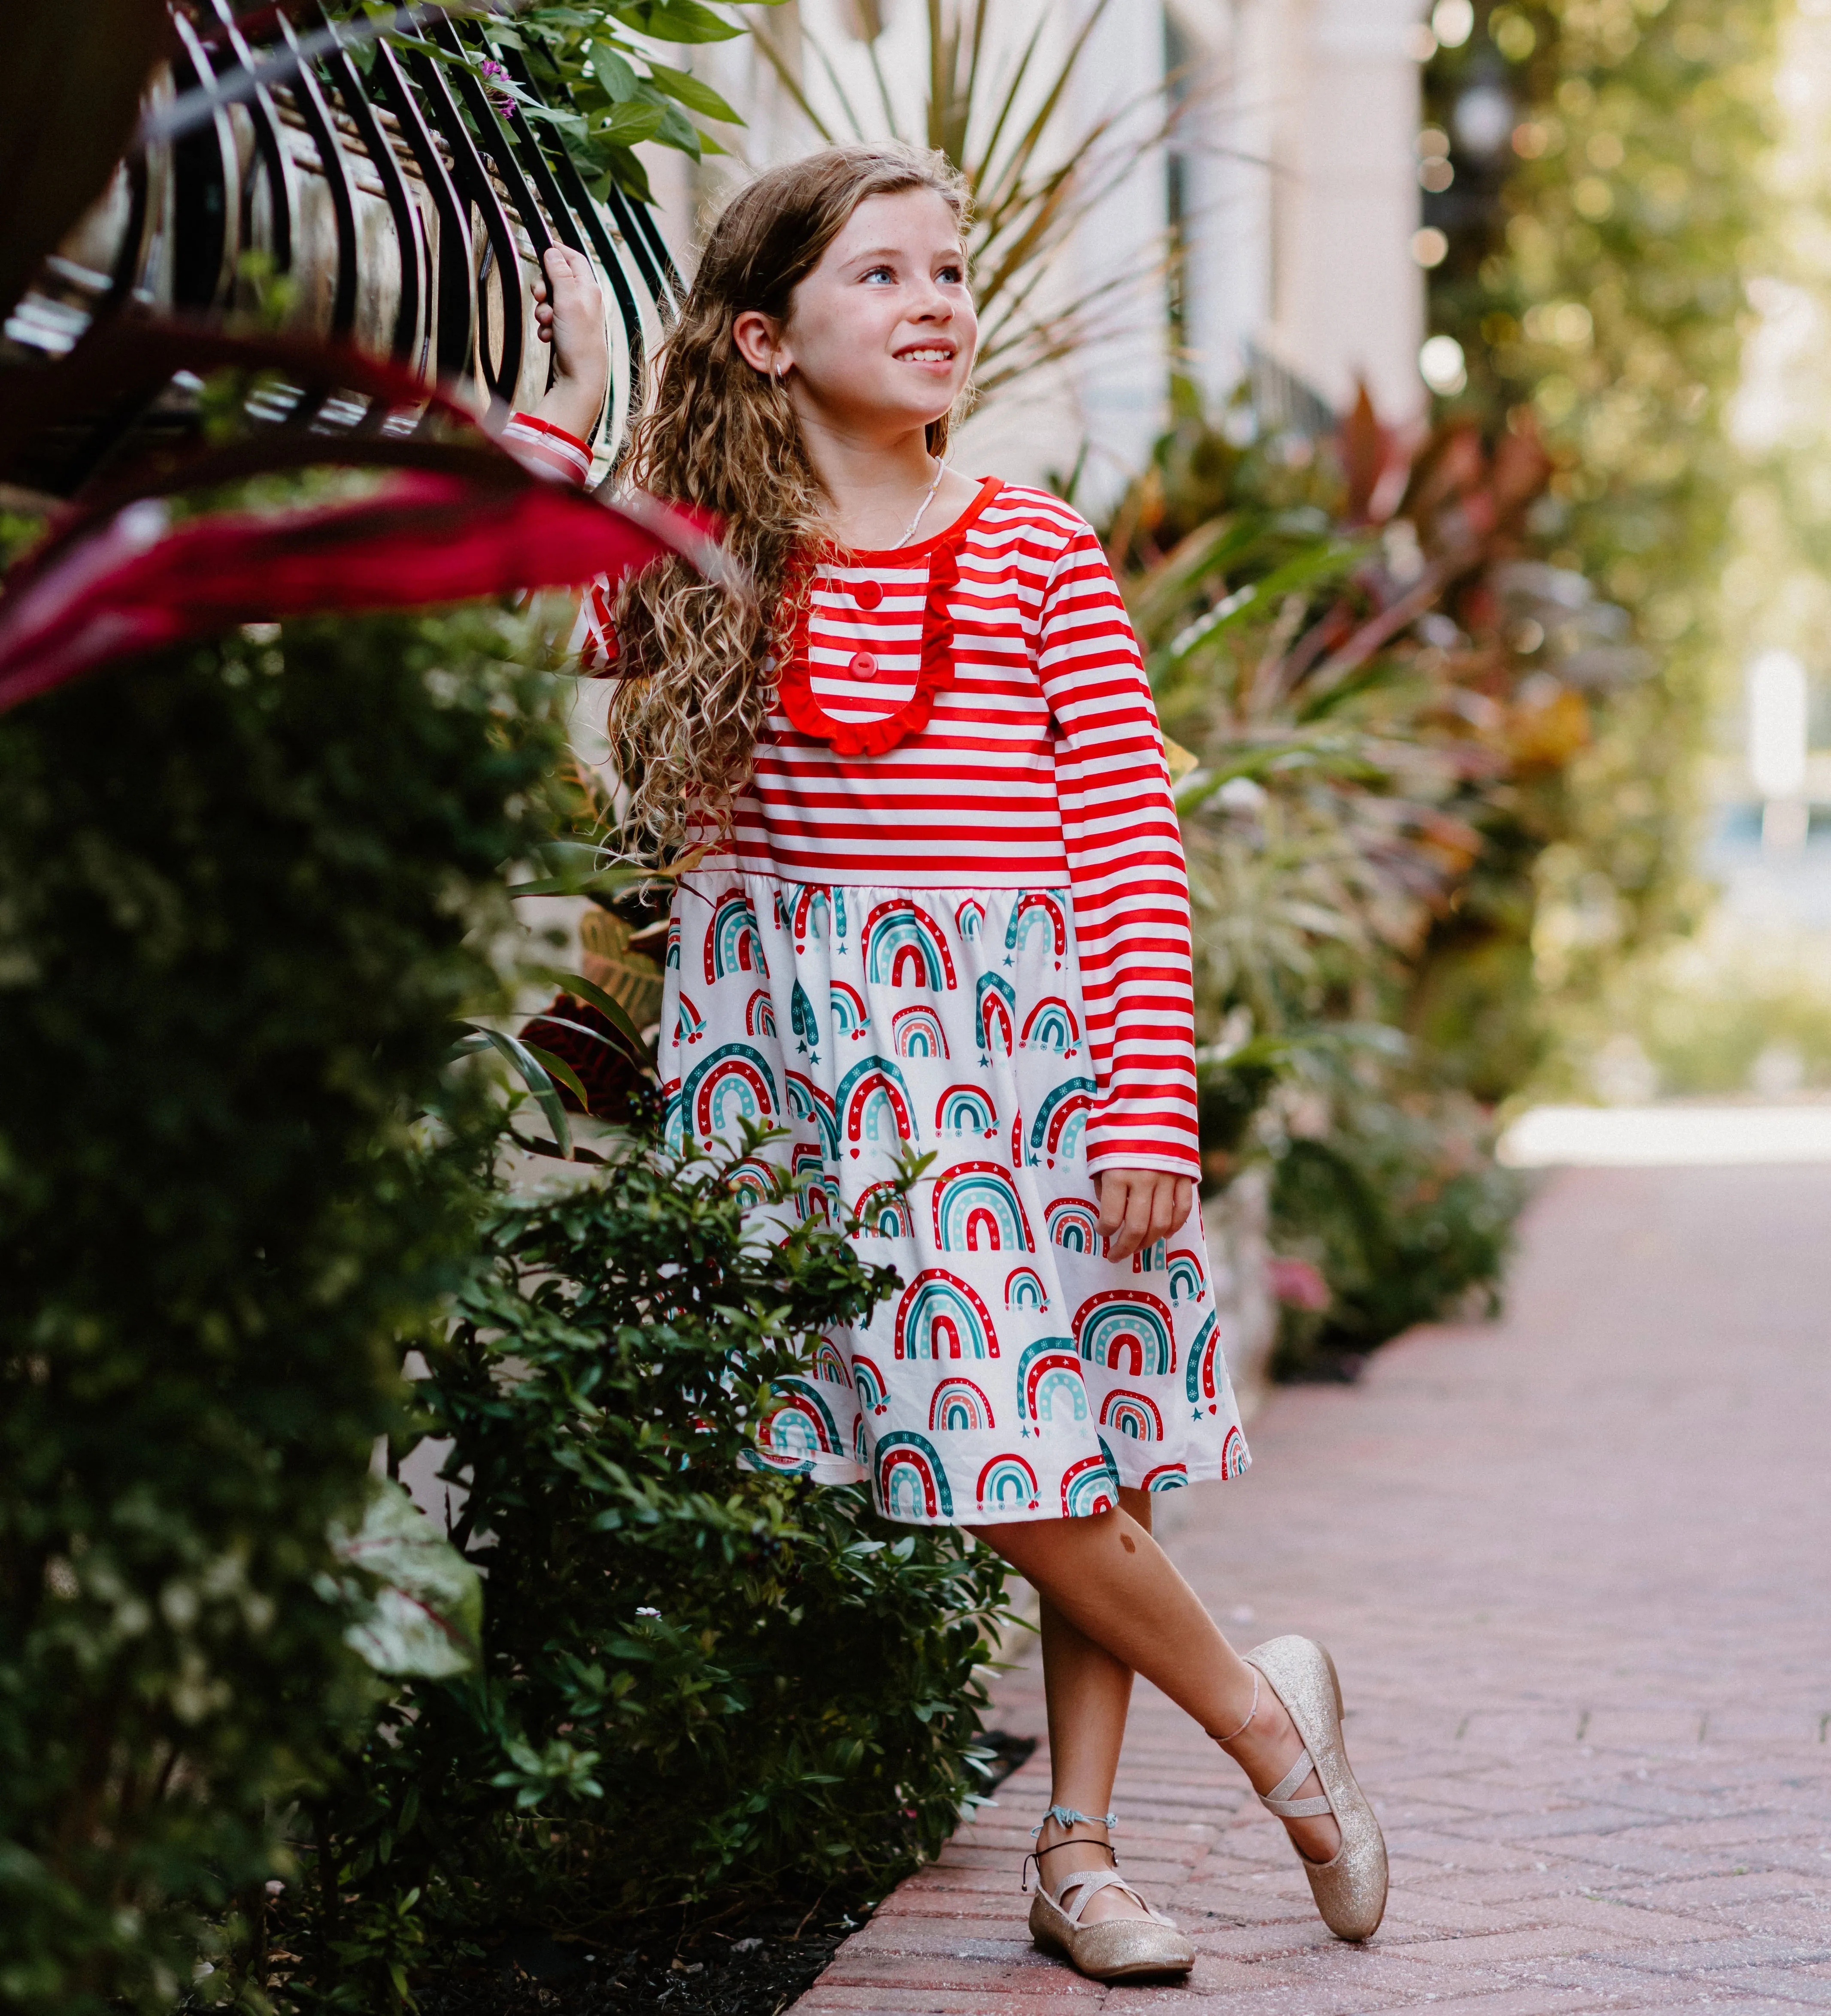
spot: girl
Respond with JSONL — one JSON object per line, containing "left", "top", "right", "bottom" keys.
{"left": 529, "top": 147, "right": 1386, "bottom": 1983}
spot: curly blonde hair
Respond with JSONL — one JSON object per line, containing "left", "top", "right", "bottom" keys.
{"left": 608, "top": 145, "right": 970, "bottom": 859}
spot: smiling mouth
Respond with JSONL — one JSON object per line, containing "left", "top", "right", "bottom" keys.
{"left": 897, "top": 346, "right": 956, "bottom": 364}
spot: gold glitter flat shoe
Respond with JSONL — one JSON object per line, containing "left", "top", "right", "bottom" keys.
{"left": 1242, "top": 1635, "right": 1388, "bottom": 1941}
{"left": 1024, "top": 1807, "right": 1195, "bottom": 1982}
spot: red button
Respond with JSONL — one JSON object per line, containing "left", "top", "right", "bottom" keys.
{"left": 851, "top": 580, "right": 882, "bottom": 609}
{"left": 849, "top": 651, "right": 878, "bottom": 681}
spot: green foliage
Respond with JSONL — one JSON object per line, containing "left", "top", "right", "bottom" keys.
{"left": 1106, "top": 386, "right": 1555, "bottom": 1336}
{"left": 1425, "top": 0, "right": 1781, "bottom": 1006}
{"left": 285, "top": 1139, "right": 1010, "bottom": 2004}
{"left": 352, "top": 0, "right": 778, "bottom": 201}
{"left": 0, "top": 608, "right": 562, "bottom": 2013}
{"left": 1269, "top": 1087, "right": 1525, "bottom": 1377}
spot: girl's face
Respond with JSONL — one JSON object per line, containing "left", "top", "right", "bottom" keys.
{"left": 754, "top": 188, "right": 976, "bottom": 437}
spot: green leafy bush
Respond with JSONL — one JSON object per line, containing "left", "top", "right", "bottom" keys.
{"left": 0, "top": 608, "right": 560, "bottom": 2013}
{"left": 1269, "top": 1088, "right": 1525, "bottom": 1379}
{"left": 287, "top": 1137, "right": 1012, "bottom": 2001}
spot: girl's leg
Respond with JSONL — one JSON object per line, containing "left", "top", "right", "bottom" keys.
{"left": 969, "top": 1499, "right": 1341, "bottom": 1868}
{"left": 1027, "top": 1490, "right": 1148, "bottom": 1925}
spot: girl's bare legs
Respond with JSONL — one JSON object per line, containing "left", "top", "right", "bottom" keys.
{"left": 970, "top": 1491, "right": 1341, "bottom": 1925}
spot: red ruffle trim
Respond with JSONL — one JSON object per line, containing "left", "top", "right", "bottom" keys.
{"left": 774, "top": 482, "right": 997, "bottom": 757}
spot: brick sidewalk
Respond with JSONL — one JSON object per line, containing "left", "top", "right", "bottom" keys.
{"left": 793, "top": 1165, "right": 1831, "bottom": 2012}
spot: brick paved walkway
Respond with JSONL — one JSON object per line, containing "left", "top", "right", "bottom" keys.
{"left": 794, "top": 1165, "right": 1831, "bottom": 2011}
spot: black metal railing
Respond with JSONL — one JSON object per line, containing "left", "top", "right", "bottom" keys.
{"left": 1, "top": 1, "right": 681, "bottom": 494}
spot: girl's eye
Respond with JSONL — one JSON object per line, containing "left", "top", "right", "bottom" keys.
{"left": 861, "top": 265, "right": 896, "bottom": 284}
{"left": 938, "top": 264, "right": 964, "bottom": 285}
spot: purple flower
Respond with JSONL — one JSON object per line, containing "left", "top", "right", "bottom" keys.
{"left": 479, "top": 58, "right": 516, "bottom": 121}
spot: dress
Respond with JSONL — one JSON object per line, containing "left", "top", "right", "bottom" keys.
{"left": 647, "top": 474, "right": 1250, "bottom": 1527}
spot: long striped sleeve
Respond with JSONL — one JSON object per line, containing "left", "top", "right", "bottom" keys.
{"left": 1033, "top": 527, "right": 1199, "bottom": 1181}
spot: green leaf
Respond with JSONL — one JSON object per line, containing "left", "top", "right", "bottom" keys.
{"left": 451, "top": 1023, "right": 573, "bottom": 1159}
{"left": 611, "top": 0, "right": 743, "bottom": 42}
{"left": 645, "top": 61, "right": 743, "bottom": 121}
{"left": 651, "top": 98, "right": 703, "bottom": 156}
{"left": 548, "top": 971, "right": 649, "bottom": 1052}
{"left": 595, "top": 97, "right": 669, "bottom": 146}
{"left": 330, "top": 1481, "right": 483, "bottom": 1680}
{"left": 590, "top": 41, "right": 642, "bottom": 101}
{"left": 522, "top": 1042, "right": 591, "bottom": 1114}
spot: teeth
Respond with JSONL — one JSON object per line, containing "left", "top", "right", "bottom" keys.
{"left": 903, "top": 348, "right": 951, "bottom": 361}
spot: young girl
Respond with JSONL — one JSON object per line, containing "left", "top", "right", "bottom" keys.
{"left": 527, "top": 146, "right": 1386, "bottom": 1983}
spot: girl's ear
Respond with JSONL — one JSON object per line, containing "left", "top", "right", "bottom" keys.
{"left": 732, "top": 309, "right": 789, "bottom": 381}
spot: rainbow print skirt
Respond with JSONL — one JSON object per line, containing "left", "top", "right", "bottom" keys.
{"left": 659, "top": 872, "right": 1249, "bottom": 1527}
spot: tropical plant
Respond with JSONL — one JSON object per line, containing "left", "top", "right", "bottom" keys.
{"left": 1103, "top": 382, "right": 1569, "bottom": 1354}
{"left": 740, "top": 0, "right": 1180, "bottom": 394}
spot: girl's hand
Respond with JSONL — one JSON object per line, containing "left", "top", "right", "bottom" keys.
{"left": 531, "top": 244, "right": 609, "bottom": 445}
{"left": 1095, "top": 1169, "right": 1194, "bottom": 1262}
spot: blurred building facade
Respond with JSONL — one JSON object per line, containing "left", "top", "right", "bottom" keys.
{"left": 652, "top": 0, "right": 1432, "bottom": 499}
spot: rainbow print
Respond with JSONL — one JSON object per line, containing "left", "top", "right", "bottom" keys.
{"left": 673, "top": 993, "right": 706, "bottom": 1046}
{"left": 936, "top": 1083, "right": 998, "bottom": 1137}
{"left": 976, "top": 973, "right": 1016, "bottom": 1057}
{"left": 954, "top": 896, "right": 986, "bottom": 940}
{"left": 1005, "top": 890, "right": 1069, "bottom": 960}
{"left": 812, "top": 1339, "right": 850, "bottom": 1386}
{"left": 1167, "top": 1248, "right": 1206, "bottom": 1304}
{"left": 853, "top": 1415, "right": 870, "bottom": 1464}
{"left": 684, "top": 1043, "right": 778, "bottom": 1142}
{"left": 1185, "top": 1310, "right": 1224, "bottom": 1414}
{"left": 785, "top": 1071, "right": 839, "bottom": 1159}
{"left": 855, "top": 1180, "right": 917, "bottom": 1238}
{"left": 1144, "top": 1461, "right": 1189, "bottom": 1492}
{"left": 891, "top": 1004, "right": 949, "bottom": 1060}
{"left": 1004, "top": 1265, "right": 1049, "bottom": 1313}
{"left": 864, "top": 898, "right": 958, "bottom": 990}
{"left": 932, "top": 1162, "right": 1035, "bottom": 1253}
{"left": 829, "top": 980, "right": 868, "bottom": 1041}
{"left": 1019, "top": 996, "right": 1079, "bottom": 1054}
{"left": 665, "top": 915, "right": 680, "bottom": 970}
{"left": 852, "top": 1352, "right": 891, "bottom": 1416}
{"left": 1074, "top": 1290, "right": 1176, "bottom": 1377}
{"left": 1046, "top": 1197, "right": 1103, "bottom": 1253}
{"left": 976, "top": 1453, "right": 1039, "bottom": 1512}
{"left": 876, "top": 1430, "right": 954, "bottom": 1520}
{"left": 1060, "top": 1444, "right": 1120, "bottom": 1517}
{"left": 1030, "top": 1078, "right": 1097, "bottom": 1165}
{"left": 1100, "top": 1388, "right": 1165, "bottom": 1442}
{"left": 1016, "top": 1337, "right": 1088, "bottom": 1429}
{"left": 704, "top": 891, "right": 768, "bottom": 983}
{"left": 837, "top": 1055, "right": 916, "bottom": 1156}
{"left": 757, "top": 1375, "right": 842, "bottom": 1464}
{"left": 1219, "top": 1423, "right": 1248, "bottom": 1479}
{"left": 791, "top": 981, "right": 820, "bottom": 1053}
{"left": 929, "top": 1377, "right": 996, "bottom": 1432}
{"left": 894, "top": 1269, "right": 1000, "bottom": 1361}
{"left": 789, "top": 883, "right": 843, "bottom": 949}
{"left": 660, "top": 1076, "right": 684, "bottom": 1152}
{"left": 727, "top": 1157, "right": 778, "bottom": 1209}
{"left": 1130, "top": 1237, "right": 1168, "bottom": 1275}
{"left": 797, "top": 1162, "right": 842, "bottom": 1226}
{"left": 744, "top": 988, "right": 777, "bottom": 1041}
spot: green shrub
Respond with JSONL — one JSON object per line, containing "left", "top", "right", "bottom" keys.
{"left": 1270, "top": 1087, "right": 1525, "bottom": 1378}
{"left": 285, "top": 1137, "right": 1012, "bottom": 2001}
{"left": 0, "top": 609, "right": 560, "bottom": 2013}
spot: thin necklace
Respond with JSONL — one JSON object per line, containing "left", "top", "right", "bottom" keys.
{"left": 890, "top": 458, "right": 946, "bottom": 549}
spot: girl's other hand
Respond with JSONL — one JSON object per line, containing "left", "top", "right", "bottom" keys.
{"left": 1095, "top": 1170, "right": 1195, "bottom": 1261}
{"left": 531, "top": 244, "right": 609, "bottom": 445}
